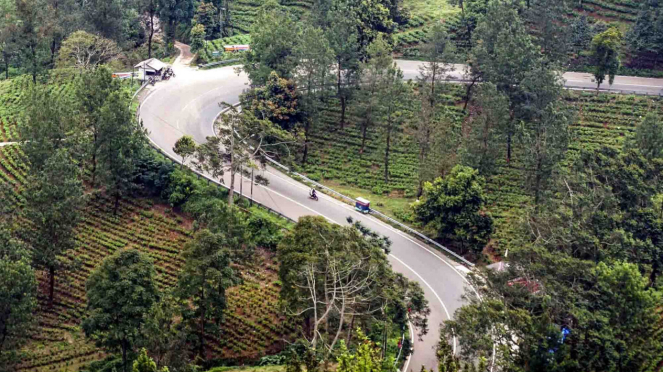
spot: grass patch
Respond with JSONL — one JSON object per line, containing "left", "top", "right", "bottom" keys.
{"left": 318, "top": 179, "right": 415, "bottom": 219}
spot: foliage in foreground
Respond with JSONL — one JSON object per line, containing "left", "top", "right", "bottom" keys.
{"left": 278, "top": 216, "right": 427, "bottom": 367}
{"left": 443, "top": 145, "right": 663, "bottom": 372}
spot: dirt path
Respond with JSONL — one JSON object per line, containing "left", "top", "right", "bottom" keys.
{"left": 173, "top": 42, "right": 194, "bottom": 68}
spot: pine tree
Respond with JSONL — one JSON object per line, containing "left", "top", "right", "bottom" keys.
{"left": 83, "top": 250, "right": 159, "bottom": 372}
{"left": 133, "top": 349, "right": 157, "bottom": 372}
{"left": 177, "top": 229, "right": 237, "bottom": 360}
{"left": 23, "top": 148, "right": 84, "bottom": 307}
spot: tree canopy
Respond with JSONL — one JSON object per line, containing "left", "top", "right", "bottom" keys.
{"left": 413, "top": 165, "right": 493, "bottom": 256}
{"left": 83, "top": 249, "right": 160, "bottom": 372}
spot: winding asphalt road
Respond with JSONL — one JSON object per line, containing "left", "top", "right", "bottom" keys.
{"left": 138, "top": 54, "right": 663, "bottom": 372}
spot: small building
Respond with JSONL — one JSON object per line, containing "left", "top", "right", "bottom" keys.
{"left": 223, "top": 44, "right": 250, "bottom": 52}
{"left": 134, "top": 58, "right": 168, "bottom": 79}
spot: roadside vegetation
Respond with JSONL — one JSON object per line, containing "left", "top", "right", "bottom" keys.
{"left": 1, "top": 27, "right": 426, "bottom": 372}
{"left": 2, "top": 0, "right": 663, "bottom": 372}
{"left": 233, "top": 0, "right": 663, "bottom": 370}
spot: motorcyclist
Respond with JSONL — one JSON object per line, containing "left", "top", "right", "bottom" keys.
{"left": 310, "top": 188, "right": 317, "bottom": 199}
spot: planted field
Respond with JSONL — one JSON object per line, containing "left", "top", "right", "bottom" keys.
{"left": 300, "top": 86, "right": 663, "bottom": 256}
{"left": 572, "top": 0, "right": 640, "bottom": 23}
{"left": 199, "top": 35, "right": 252, "bottom": 64}
{"left": 396, "top": 1, "right": 647, "bottom": 65}
{"left": 0, "top": 77, "right": 30, "bottom": 142}
{"left": 0, "top": 76, "right": 297, "bottom": 371}
{"left": 227, "top": 0, "right": 313, "bottom": 34}
{"left": 9, "top": 163, "right": 296, "bottom": 371}
{"left": 300, "top": 84, "right": 466, "bottom": 198}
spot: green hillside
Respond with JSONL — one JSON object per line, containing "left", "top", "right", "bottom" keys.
{"left": 0, "top": 76, "right": 297, "bottom": 372}
{"left": 298, "top": 85, "right": 663, "bottom": 256}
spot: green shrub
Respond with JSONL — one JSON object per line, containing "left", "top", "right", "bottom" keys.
{"left": 371, "top": 185, "right": 384, "bottom": 195}
{"left": 162, "top": 168, "right": 211, "bottom": 207}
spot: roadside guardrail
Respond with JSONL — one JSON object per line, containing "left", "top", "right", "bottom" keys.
{"left": 198, "top": 59, "right": 242, "bottom": 69}
{"left": 132, "top": 82, "right": 296, "bottom": 225}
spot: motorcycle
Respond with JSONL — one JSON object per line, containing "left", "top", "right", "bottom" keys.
{"left": 309, "top": 190, "right": 318, "bottom": 201}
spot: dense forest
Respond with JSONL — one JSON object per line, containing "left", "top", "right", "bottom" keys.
{"left": 2, "top": 0, "right": 663, "bottom": 372}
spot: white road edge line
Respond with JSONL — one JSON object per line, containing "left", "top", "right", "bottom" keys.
{"left": 152, "top": 75, "right": 477, "bottom": 369}
{"left": 206, "top": 101, "right": 479, "bottom": 361}
{"left": 403, "top": 320, "right": 415, "bottom": 372}
{"left": 390, "top": 254, "right": 457, "bottom": 354}
{"left": 565, "top": 80, "right": 663, "bottom": 88}
{"left": 265, "top": 166, "right": 481, "bottom": 298}
{"left": 147, "top": 121, "right": 456, "bottom": 362}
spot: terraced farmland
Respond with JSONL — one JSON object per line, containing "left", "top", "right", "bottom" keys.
{"left": 0, "top": 76, "right": 297, "bottom": 372}
{"left": 299, "top": 85, "right": 663, "bottom": 257}
{"left": 573, "top": 0, "right": 640, "bottom": 23}
{"left": 228, "top": 0, "right": 313, "bottom": 34}
{"left": 199, "top": 35, "right": 252, "bottom": 64}
{"left": 300, "top": 84, "right": 466, "bottom": 197}
{"left": 396, "top": 0, "right": 647, "bottom": 62}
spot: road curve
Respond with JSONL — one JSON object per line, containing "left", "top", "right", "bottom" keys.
{"left": 138, "top": 58, "right": 663, "bottom": 371}
{"left": 139, "top": 61, "right": 474, "bottom": 372}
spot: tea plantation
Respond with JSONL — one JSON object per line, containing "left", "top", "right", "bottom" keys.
{"left": 396, "top": 0, "right": 645, "bottom": 60}
{"left": 0, "top": 77, "right": 297, "bottom": 372}
{"left": 299, "top": 84, "right": 663, "bottom": 257}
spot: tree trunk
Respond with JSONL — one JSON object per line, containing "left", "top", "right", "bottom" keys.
{"left": 250, "top": 168, "right": 254, "bottom": 206}
{"left": 340, "top": 96, "right": 347, "bottom": 129}
{"left": 649, "top": 261, "right": 659, "bottom": 288}
{"left": 228, "top": 168, "right": 235, "bottom": 206}
{"left": 122, "top": 340, "right": 128, "bottom": 372}
{"left": 327, "top": 299, "right": 346, "bottom": 358}
{"left": 114, "top": 188, "right": 121, "bottom": 215}
{"left": 430, "top": 64, "right": 436, "bottom": 108}
{"left": 346, "top": 313, "right": 355, "bottom": 345}
{"left": 49, "top": 0, "right": 60, "bottom": 66}
{"left": 148, "top": 13, "right": 154, "bottom": 58}
{"left": 3, "top": 51, "right": 9, "bottom": 80}
{"left": 337, "top": 58, "right": 345, "bottom": 128}
{"left": 50, "top": 38, "right": 57, "bottom": 66}
{"left": 384, "top": 117, "right": 392, "bottom": 183}
{"left": 417, "top": 148, "right": 425, "bottom": 197}
{"left": 228, "top": 132, "right": 235, "bottom": 205}
{"left": 302, "top": 120, "right": 310, "bottom": 164}
{"left": 534, "top": 157, "right": 542, "bottom": 206}
{"left": 48, "top": 266, "right": 55, "bottom": 308}
{"left": 91, "top": 132, "right": 98, "bottom": 186}
{"left": 200, "top": 289, "right": 206, "bottom": 360}
{"left": 462, "top": 78, "right": 477, "bottom": 111}
{"left": 360, "top": 120, "right": 368, "bottom": 154}
{"left": 384, "top": 108, "right": 393, "bottom": 183}
{"left": 417, "top": 127, "right": 430, "bottom": 197}
{"left": 506, "top": 133, "right": 512, "bottom": 165}
{"left": 31, "top": 43, "right": 37, "bottom": 84}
